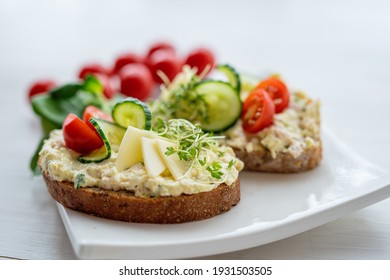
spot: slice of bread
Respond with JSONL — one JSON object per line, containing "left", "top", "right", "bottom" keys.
{"left": 41, "top": 171, "right": 240, "bottom": 224}
{"left": 232, "top": 141, "right": 322, "bottom": 173}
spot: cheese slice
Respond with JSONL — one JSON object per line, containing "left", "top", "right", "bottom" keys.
{"left": 155, "top": 138, "right": 189, "bottom": 180}
{"left": 115, "top": 126, "right": 156, "bottom": 172}
{"left": 141, "top": 137, "right": 166, "bottom": 177}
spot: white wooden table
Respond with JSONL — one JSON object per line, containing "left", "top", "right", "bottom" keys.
{"left": 1, "top": 0, "right": 389, "bottom": 259}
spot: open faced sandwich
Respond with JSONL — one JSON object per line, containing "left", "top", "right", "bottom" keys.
{"left": 151, "top": 65, "right": 322, "bottom": 173}
{"left": 37, "top": 97, "right": 243, "bottom": 224}
{"left": 31, "top": 61, "right": 321, "bottom": 224}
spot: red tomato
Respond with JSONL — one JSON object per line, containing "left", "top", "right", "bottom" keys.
{"left": 241, "top": 89, "right": 275, "bottom": 133}
{"left": 119, "top": 63, "right": 154, "bottom": 101}
{"left": 256, "top": 77, "right": 289, "bottom": 113}
{"left": 146, "top": 50, "right": 181, "bottom": 83}
{"left": 93, "top": 73, "right": 116, "bottom": 99}
{"left": 145, "top": 41, "right": 176, "bottom": 60}
{"left": 184, "top": 47, "right": 215, "bottom": 76}
{"left": 63, "top": 114, "right": 104, "bottom": 155}
{"left": 28, "top": 80, "right": 56, "bottom": 101}
{"left": 112, "top": 52, "right": 142, "bottom": 75}
{"left": 83, "top": 105, "right": 113, "bottom": 131}
{"left": 78, "top": 63, "right": 109, "bottom": 80}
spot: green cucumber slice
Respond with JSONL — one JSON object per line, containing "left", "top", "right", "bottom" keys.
{"left": 78, "top": 118, "right": 126, "bottom": 163}
{"left": 112, "top": 97, "right": 152, "bottom": 130}
{"left": 216, "top": 64, "right": 241, "bottom": 94}
{"left": 194, "top": 81, "right": 242, "bottom": 132}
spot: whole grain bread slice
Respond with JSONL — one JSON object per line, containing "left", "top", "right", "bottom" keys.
{"left": 233, "top": 141, "right": 322, "bottom": 173}
{"left": 41, "top": 171, "right": 240, "bottom": 224}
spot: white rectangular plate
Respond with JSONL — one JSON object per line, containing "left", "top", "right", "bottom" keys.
{"left": 57, "top": 128, "right": 390, "bottom": 259}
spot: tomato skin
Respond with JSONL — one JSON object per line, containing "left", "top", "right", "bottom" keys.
{"left": 28, "top": 80, "right": 56, "bottom": 101}
{"left": 146, "top": 50, "right": 181, "bottom": 83}
{"left": 93, "top": 73, "right": 116, "bottom": 99}
{"left": 256, "top": 77, "right": 289, "bottom": 113}
{"left": 82, "top": 105, "right": 113, "bottom": 131}
{"left": 119, "top": 63, "right": 154, "bottom": 101}
{"left": 184, "top": 47, "right": 215, "bottom": 76}
{"left": 242, "top": 89, "right": 275, "bottom": 133}
{"left": 63, "top": 114, "right": 104, "bottom": 155}
{"left": 145, "top": 41, "right": 176, "bottom": 60}
{"left": 78, "top": 63, "right": 109, "bottom": 80}
{"left": 112, "top": 53, "right": 142, "bottom": 75}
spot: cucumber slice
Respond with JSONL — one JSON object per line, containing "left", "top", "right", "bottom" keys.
{"left": 216, "top": 64, "right": 241, "bottom": 94}
{"left": 194, "top": 81, "right": 242, "bottom": 132}
{"left": 78, "top": 118, "right": 126, "bottom": 163}
{"left": 112, "top": 98, "right": 152, "bottom": 130}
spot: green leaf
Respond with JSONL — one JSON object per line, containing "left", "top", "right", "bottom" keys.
{"left": 50, "top": 83, "right": 82, "bottom": 99}
{"left": 228, "top": 159, "right": 236, "bottom": 169}
{"left": 31, "top": 94, "right": 68, "bottom": 127}
{"left": 40, "top": 117, "right": 60, "bottom": 135}
{"left": 29, "top": 137, "right": 47, "bottom": 175}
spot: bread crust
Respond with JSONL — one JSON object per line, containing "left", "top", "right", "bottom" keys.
{"left": 233, "top": 141, "right": 322, "bottom": 173}
{"left": 41, "top": 172, "right": 240, "bottom": 224}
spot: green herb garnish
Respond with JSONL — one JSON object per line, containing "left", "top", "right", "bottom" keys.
{"left": 75, "top": 173, "right": 85, "bottom": 189}
{"left": 151, "top": 66, "right": 209, "bottom": 126}
{"left": 154, "top": 119, "right": 235, "bottom": 180}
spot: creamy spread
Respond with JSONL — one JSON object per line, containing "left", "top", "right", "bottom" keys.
{"left": 39, "top": 130, "right": 243, "bottom": 197}
{"left": 225, "top": 91, "right": 320, "bottom": 158}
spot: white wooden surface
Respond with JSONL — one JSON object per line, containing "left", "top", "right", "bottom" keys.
{"left": 0, "top": 0, "right": 389, "bottom": 259}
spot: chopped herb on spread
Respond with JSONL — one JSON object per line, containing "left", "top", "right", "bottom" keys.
{"left": 75, "top": 173, "right": 85, "bottom": 189}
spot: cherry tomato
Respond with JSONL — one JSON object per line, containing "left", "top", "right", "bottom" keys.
{"left": 119, "top": 63, "right": 154, "bottom": 101}
{"left": 146, "top": 50, "right": 181, "bottom": 83}
{"left": 93, "top": 73, "right": 116, "bottom": 99}
{"left": 145, "top": 41, "right": 176, "bottom": 60}
{"left": 184, "top": 47, "right": 215, "bottom": 76}
{"left": 256, "top": 77, "right": 289, "bottom": 113}
{"left": 63, "top": 113, "right": 104, "bottom": 155}
{"left": 83, "top": 105, "right": 113, "bottom": 131}
{"left": 78, "top": 63, "right": 109, "bottom": 80}
{"left": 112, "top": 52, "right": 142, "bottom": 75}
{"left": 28, "top": 80, "right": 56, "bottom": 101}
{"left": 241, "top": 88, "right": 275, "bottom": 133}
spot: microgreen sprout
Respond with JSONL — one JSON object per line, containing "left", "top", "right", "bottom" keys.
{"left": 150, "top": 66, "right": 210, "bottom": 127}
{"left": 153, "top": 119, "right": 235, "bottom": 180}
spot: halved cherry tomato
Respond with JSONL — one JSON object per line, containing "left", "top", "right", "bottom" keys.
{"left": 119, "top": 63, "right": 154, "bottom": 100}
{"left": 241, "top": 88, "right": 275, "bottom": 133}
{"left": 256, "top": 77, "right": 289, "bottom": 113}
{"left": 28, "top": 79, "right": 56, "bottom": 101}
{"left": 82, "top": 105, "right": 113, "bottom": 131}
{"left": 184, "top": 47, "right": 215, "bottom": 76}
{"left": 78, "top": 63, "right": 109, "bottom": 79}
{"left": 146, "top": 49, "right": 181, "bottom": 83}
{"left": 145, "top": 41, "right": 176, "bottom": 60}
{"left": 112, "top": 52, "right": 142, "bottom": 75}
{"left": 63, "top": 113, "right": 104, "bottom": 155}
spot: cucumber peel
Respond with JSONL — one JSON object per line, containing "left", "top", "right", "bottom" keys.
{"left": 216, "top": 64, "right": 241, "bottom": 94}
{"left": 194, "top": 80, "right": 242, "bottom": 132}
{"left": 112, "top": 97, "right": 152, "bottom": 130}
{"left": 78, "top": 119, "right": 126, "bottom": 163}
